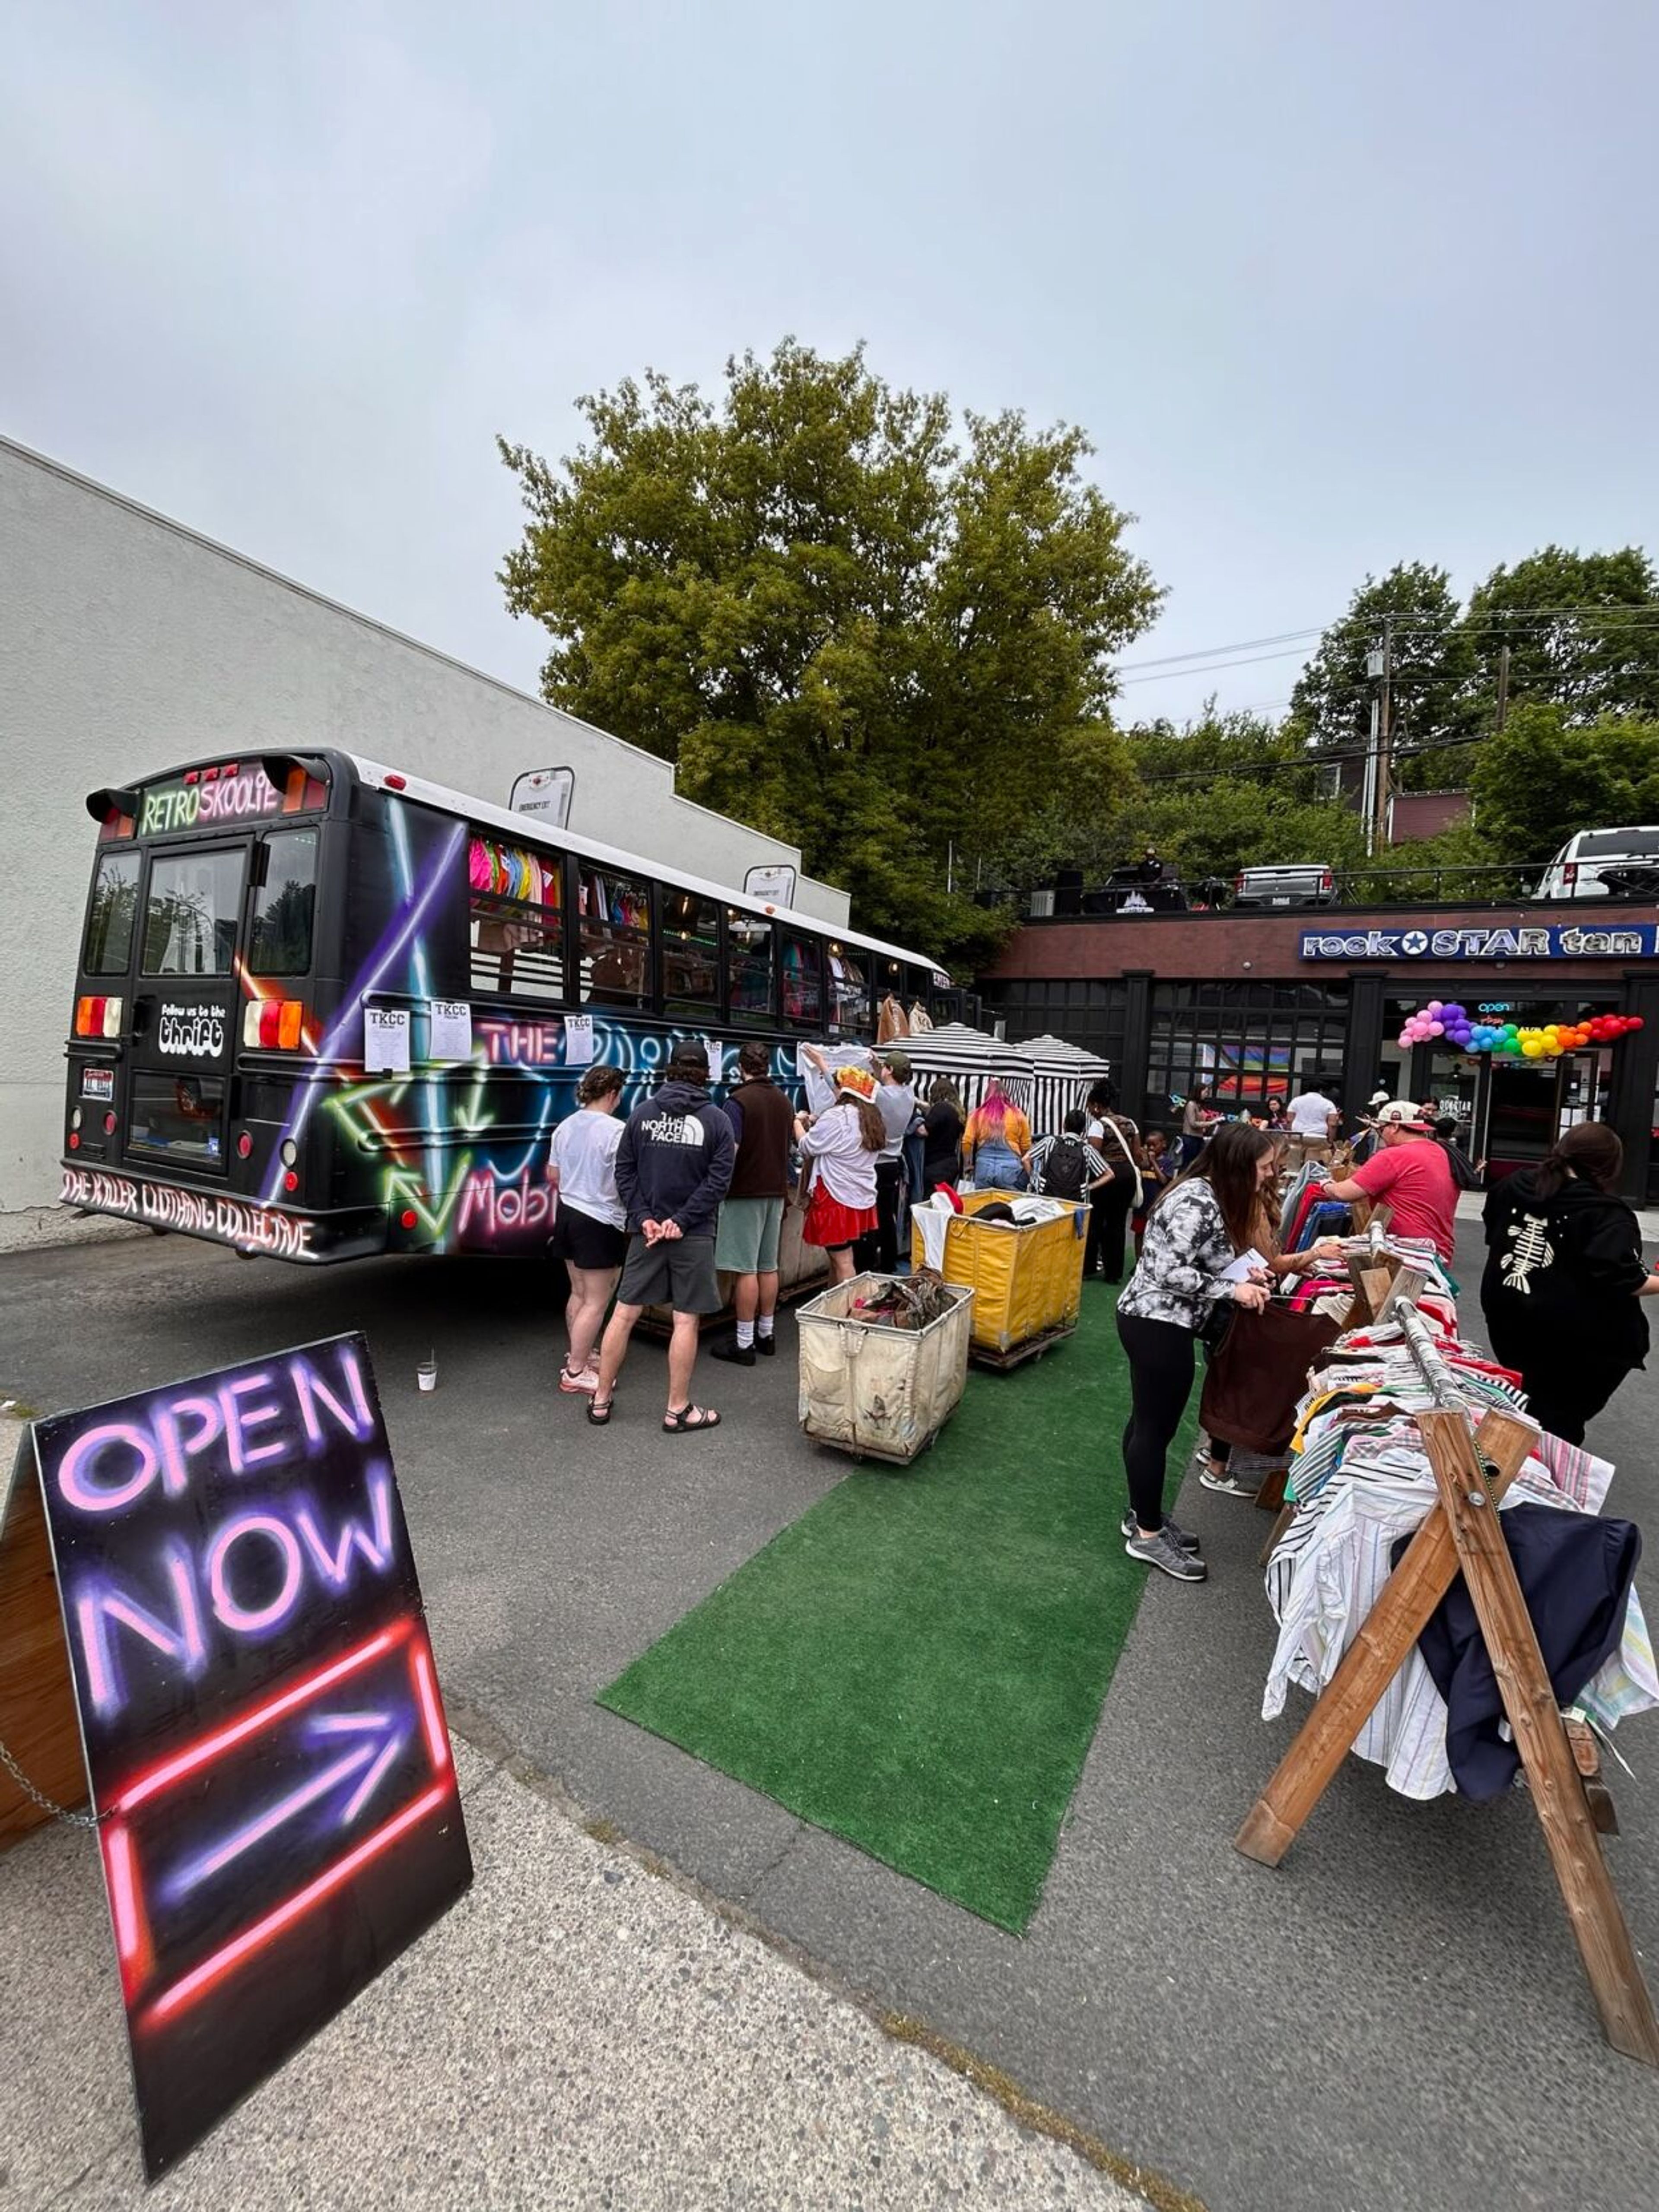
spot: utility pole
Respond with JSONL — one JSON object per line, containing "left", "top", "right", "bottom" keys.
{"left": 1362, "top": 636, "right": 1386, "bottom": 857}
{"left": 1372, "top": 613, "right": 1395, "bottom": 856}
{"left": 1495, "top": 641, "right": 1511, "bottom": 733}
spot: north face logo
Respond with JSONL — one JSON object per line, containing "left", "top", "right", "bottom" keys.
{"left": 640, "top": 1113, "right": 706, "bottom": 1148}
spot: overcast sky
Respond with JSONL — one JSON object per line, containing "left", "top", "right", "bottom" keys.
{"left": 5, "top": 2, "right": 1654, "bottom": 726}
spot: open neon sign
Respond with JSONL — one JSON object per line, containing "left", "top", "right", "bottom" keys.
{"left": 22, "top": 1332, "right": 471, "bottom": 2180}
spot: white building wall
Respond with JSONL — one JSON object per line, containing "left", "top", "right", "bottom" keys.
{"left": 0, "top": 438, "right": 847, "bottom": 1250}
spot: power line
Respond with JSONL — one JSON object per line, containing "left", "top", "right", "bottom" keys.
{"left": 1114, "top": 646, "right": 1319, "bottom": 685}
{"left": 1128, "top": 727, "right": 1492, "bottom": 788}
{"left": 1111, "top": 603, "right": 1659, "bottom": 685}
{"left": 1111, "top": 625, "right": 1329, "bottom": 672}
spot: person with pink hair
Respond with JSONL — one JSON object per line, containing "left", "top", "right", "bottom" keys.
{"left": 962, "top": 1080, "right": 1033, "bottom": 1190}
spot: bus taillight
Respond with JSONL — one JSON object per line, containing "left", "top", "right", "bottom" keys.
{"left": 75, "top": 996, "right": 124, "bottom": 1038}
{"left": 242, "top": 999, "right": 308, "bottom": 1049}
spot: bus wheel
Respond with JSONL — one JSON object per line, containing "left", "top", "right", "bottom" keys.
{"left": 149, "top": 1226, "right": 168, "bottom": 1237}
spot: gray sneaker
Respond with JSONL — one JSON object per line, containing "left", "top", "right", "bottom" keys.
{"left": 1125, "top": 1527, "right": 1208, "bottom": 1581}
{"left": 1198, "top": 1466, "right": 1256, "bottom": 1498}
{"left": 1119, "top": 1510, "right": 1201, "bottom": 1555}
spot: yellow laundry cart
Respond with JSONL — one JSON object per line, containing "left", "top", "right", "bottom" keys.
{"left": 909, "top": 1193, "right": 1088, "bottom": 1367}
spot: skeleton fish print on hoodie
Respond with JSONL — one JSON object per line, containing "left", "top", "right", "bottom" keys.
{"left": 1481, "top": 1165, "right": 1650, "bottom": 1375}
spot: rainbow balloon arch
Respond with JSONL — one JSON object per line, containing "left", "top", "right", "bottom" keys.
{"left": 1396, "top": 1001, "right": 1646, "bottom": 1061}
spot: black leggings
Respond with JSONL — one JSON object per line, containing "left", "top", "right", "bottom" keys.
{"left": 855, "top": 1158, "right": 904, "bottom": 1274}
{"left": 1115, "top": 1309, "right": 1196, "bottom": 1532}
{"left": 1087, "top": 1172, "right": 1135, "bottom": 1282}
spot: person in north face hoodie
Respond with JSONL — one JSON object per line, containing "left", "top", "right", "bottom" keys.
{"left": 588, "top": 1043, "right": 735, "bottom": 1434}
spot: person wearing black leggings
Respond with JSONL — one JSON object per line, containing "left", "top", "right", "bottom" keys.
{"left": 1114, "top": 1123, "right": 1276, "bottom": 1581}
{"left": 1084, "top": 1085, "right": 1142, "bottom": 1283}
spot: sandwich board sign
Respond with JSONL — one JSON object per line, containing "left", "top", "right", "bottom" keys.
{"left": 0, "top": 1333, "right": 471, "bottom": 2180}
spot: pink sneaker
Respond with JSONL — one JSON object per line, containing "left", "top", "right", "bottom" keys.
{"left": 559, "top": 1363, "right": 600, "bottom": 1395}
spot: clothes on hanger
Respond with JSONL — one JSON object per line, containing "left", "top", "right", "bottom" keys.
{"left": 1261, "top": 1294, "right": 1656, "bottom": 1799}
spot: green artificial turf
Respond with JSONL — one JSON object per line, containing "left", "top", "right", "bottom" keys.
{"left": 598, "top": 1287, "right": 1199, "bottom": 1933}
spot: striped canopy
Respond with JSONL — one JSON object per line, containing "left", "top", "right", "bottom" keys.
{"left": 1005, "top": 1033, "right": 1115, "bottom": 1136}
{"left": 895, "top": 1022, "right": 1031, "bottom": 1116}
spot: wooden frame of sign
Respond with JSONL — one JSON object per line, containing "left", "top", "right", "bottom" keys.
{"left": 0, "top": 1432, "right": 87, "bottom": 1846}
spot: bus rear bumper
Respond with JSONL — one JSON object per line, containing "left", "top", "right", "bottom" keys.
{"left": 58, "top": 1161, "right": 386, "bottom": 1264}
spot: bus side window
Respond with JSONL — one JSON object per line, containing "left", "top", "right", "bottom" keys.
{"left": 728, "top": 912, "right": 774, "bottom": 1021}
{"left": 469, "top": 832, "right": 564, "bottom": 1000}
{"left": 780, "top": 930, "right": 823, "bottom": 1031}
{"left": 662, "top": 889, "right": 721, "bottom": 1018}
{"left": 827, "top": 943, "right": 871, "bottom": 1040}
{"left": 578, "top": 866, "right": 651, "bottom": 1007}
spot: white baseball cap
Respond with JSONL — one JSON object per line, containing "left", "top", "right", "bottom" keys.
{"left": 1374, "top": 1100, "right": 1430, "bottom": 1131}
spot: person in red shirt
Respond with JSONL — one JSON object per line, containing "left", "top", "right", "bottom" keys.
{"left": 1324, "top": 1100, "right": 1459, "bottom": 1259}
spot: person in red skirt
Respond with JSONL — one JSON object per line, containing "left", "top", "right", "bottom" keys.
{"left": 795, "top": 1066, "right": 884, "bottom": 1282}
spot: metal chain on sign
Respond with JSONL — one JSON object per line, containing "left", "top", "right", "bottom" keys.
{"left": 0, "top": 1737, "right": 106, "bottom": 1829}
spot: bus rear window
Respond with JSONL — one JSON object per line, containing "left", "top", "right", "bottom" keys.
{"left": 143, "top": 849, "right": 245, "bottom": 977}
{"left": 470, "top": 833, "right": 564, "bottom": 1000}
{"left": 248, "top": 829, "right": 318, "bottom": 977}
{"left": 85, "top": 849, "right": 141, "bottom": 976}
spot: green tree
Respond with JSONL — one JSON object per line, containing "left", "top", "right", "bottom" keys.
{"left": 499, "top": 340, "right": 1160, "bottom": 963}
{"left": 1290, "top": 562, "right": 1479, "bottom": 790}
{"left": 1465, "top": 546, "right": 1659, "bottom": 724}
{"left": 1115, "top": 710, "right": 1368, "bottom": 886}
{"left": 1470, "top": 701, "right": 1659, "bottom": 866}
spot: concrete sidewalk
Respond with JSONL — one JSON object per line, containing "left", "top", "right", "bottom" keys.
{"left": 2, "top": 1732, "right": 1155, "bottom": 2212}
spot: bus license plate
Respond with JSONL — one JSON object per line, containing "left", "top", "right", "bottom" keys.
{"left": 81, "top": 1068, "right": 114, "bottom": 1103}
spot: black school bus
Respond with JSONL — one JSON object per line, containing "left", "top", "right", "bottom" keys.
{"left": 62, "top": 750, "right": 955, "bottom": 1261}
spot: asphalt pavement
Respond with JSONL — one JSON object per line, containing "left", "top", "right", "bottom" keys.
{"left": 3, "top": 1728, "right": 1148, "bottom": 2211}
{"left": 3, "top": 1215, "right": 1658, "bottom": 2211}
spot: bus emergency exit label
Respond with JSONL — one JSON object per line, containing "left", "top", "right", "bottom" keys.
{"left": 19, "top": 1333, "right": 471, "bottom": 2179}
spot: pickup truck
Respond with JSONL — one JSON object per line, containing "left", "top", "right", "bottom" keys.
{"left": 1232, "top": 863, "right": 1338, "bottom": 909}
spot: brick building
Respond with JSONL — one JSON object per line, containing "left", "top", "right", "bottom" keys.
{"left": 981, "top": 900, "right": 1659, "bottom": 1198}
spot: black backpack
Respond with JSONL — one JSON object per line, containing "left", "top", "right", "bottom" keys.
{"left": 1036, "top": 1133, "right": 1088, "bottom": 1200}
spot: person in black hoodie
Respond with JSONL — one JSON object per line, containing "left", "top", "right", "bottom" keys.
{"left": 588, "top": 1042, "right": 735, "bottom": 1433}
{"left": 1481, "top": 1121, "right": 1659, "bottom": 1444}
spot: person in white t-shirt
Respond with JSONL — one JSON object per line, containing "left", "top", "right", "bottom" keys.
{"left": 547, "top": 1063, "right": 629, "bottom": 1393}
{"left": 1283, "top": 1083, "right": 1341, "bottom": 1168}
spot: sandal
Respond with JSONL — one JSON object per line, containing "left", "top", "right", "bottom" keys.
{"left": 662, "top": 1404, "right": 721, "bottom": 1434}
{"left": 586, "top": 1395, "right": 615, "bottom": 1426}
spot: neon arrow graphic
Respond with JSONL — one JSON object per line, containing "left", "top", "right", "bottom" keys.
{"left": 162, "top": 1708, "right": 410, "bottom": 1902}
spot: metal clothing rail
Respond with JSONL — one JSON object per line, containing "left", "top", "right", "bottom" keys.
{"left": 1234, "top": 1283, "right": 1659, "bottom": 2068}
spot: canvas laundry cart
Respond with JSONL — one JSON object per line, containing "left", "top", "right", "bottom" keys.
{"left": 796, "top": 1273, "right": 974, "bottom": 1464}
{"left": 910, "top": 1192, "right": 1088, "bottom": 1368}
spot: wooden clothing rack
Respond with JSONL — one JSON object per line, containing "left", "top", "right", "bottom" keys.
{"left": 1234, "top": 1273, "right": 1659, "bottom": 2069}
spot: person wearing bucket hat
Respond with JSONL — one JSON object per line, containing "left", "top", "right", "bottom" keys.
{"left": 1324, "top": 1100, "right": 1458, "bottom": 1260}
{"left": 795, "top": 1067, "right": 882, "bottom": 1282}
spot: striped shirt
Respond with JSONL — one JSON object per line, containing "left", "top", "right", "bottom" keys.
{"left": 1025, "top": 1133, "right": 1110, "bottom": 1195}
